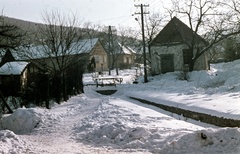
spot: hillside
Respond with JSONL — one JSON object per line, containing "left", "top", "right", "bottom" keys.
{"left": 2, "top": 16, "right": 142, "bottom": 53}
{"left": 3, "top": 16, "right": 45, "bottom": 32}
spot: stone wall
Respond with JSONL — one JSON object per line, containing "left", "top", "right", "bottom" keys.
{"left": 130, "top": 97, "right": 240, "bottom": 127}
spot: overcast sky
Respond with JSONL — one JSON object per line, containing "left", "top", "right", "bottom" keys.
{"left": 0, "top": 0, "right": 169, "bottom": 29}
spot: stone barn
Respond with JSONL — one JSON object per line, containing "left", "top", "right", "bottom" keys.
{"left": 149, "top": 17, "right": 209, "bottom": 75}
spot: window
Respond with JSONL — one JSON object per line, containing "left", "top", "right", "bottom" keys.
{"left": 124, "top": 57, "right": 126, "bottom": 63}
{"left": 103, "top": 56, "right": 107, "bottom": 63}
{"left": 94, "top": 55, "right": 99, "bottom": 63}
{"left": 99, "top": 56, "right": 102, "bottom": 63}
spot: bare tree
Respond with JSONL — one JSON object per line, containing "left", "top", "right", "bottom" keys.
{"left": 20, "top": 11, "right": 88, "bottom": 105}
{"left": 144, "top": 13, "right": 165, "bottom": 64}
{"left": 208, "top": 44, "right": 221, "bottom": 62}
{"left": 37, "top": 11, "right": 86, "bottom": 73}
{"left": 117, "top": 26, "right": 142, "bottom": 51}
{"left": 145, "top": 13, "right": 165, "bottom": 44}
{"left": 0, "top": 16, "right": 25, "bottom": 50}
{"left": 170, "top": 0, "right": 240, "bottom": 71}
{"left": 82, "top": 22, "right": 102, "bottom": 39}
{"left": 223, "top": 36, "right": 240, "bottom": 61}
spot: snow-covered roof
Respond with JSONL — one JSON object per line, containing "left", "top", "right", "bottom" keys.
{"left": 17, "top": 38, "right": 99, "bottom": 60}
{"left": 118, "top": 43, "right": 136, "bottom": 55}
{"left": 78, "top": 38, "right": 99, "bottom": 54}
{"left": 0, "top": 61, "right": 29, "bottom": 75}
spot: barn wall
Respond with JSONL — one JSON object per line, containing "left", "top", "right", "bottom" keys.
{"left": 150, "top": 44, "right": 186, "bottom": 75}
{"left": 150, "top": 44, "right": 208, "bottom": 75}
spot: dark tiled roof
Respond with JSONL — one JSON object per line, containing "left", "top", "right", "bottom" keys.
{"left": 150, "top": 17, "right": 208, "bottom": 46}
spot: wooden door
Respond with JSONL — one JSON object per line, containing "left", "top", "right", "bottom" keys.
{"left": 161, "top": 54, "right": 174, "bottom": 73}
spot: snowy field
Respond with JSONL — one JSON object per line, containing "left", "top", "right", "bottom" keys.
{"left": 1, "top": 60, "right": 240, "bottom": 153}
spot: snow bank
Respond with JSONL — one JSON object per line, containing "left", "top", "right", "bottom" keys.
{"left": 73, "top": 96, "right": 240, "bottom": 153}
{"left": 75, "top": 117, "right": 165, "bottom": 153}
{"left": 161, "top": 128, "right": 240, "bottom": 154}
{"left": 73, "top": 97, "right": 175, "bottom": 153}
{"left": 132, "top": 60, "right": 240, "bottom": 95}
{"left": 200, "top": 60, "right": 240, "bottom": 92}
{"left": 76, "top": 107, "right": 240, "bottom": 154}
{"left": 0, "top": 108, "right": 45, "bottom": 134}
{"left": 0, "top": 130, "right": 26, "bottom": 154}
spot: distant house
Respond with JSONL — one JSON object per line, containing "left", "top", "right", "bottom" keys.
{"left": 0, "top": 61, "right": 29, "bottom": 97}
{"left": 116, "top": 43, "right": 136, "bottom": 69}
{"left": 86, "top": 38, "right": 108, "bottom": 72}
{"left": 149, "top": 17, "right": 209, "bottom": 75}
{"left": 108, "top": 42, "right": 137, "bottom": 70}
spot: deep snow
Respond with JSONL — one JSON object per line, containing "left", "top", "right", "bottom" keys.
{"left": 1, "top": 60, "right": 240, "bottom": 153}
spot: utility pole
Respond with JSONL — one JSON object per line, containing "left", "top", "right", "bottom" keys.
{"left": 108, "top": 26, "right": 112, "bottom": 75}
{"left": 135, "top": 4, "right": 149, "bottom": 83}
{"left": 107, "top": 26, "right": 118, "bottom": 75}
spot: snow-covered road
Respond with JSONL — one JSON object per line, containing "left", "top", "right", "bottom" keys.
{"left": 17, "top": 86, "right": 208, "bottom": 154}
{"left": 21, "top": 93, "right": 131, "bottom": 154}
{"left": 3, "top": 63, "right": 240, "bottom": 153}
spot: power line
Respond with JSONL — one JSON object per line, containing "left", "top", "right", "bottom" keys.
{"left": 96, "top": 6, "right": 135, "bottom": 27}
{"left": 109, "top": 6, "right": 136, "bottom": 27}
{"left": 96, "top": 15, "right": 130, "bottom": 23}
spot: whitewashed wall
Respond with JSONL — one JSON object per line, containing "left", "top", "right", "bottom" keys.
{"left": 150, "top": 44, "right": 208, "bottom": 75}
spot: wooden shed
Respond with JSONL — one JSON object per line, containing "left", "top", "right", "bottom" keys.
{"left": 0, "top": 61, "right": 29, "bottom": 97}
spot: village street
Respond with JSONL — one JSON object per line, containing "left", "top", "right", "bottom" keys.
{"left": 2, "top": 0, "right": 240, "bottom": 153}
{"left": 3, "top": 61, "right": 240, "bottom": 153}
{"left": 18, "top": 85, "right": 207, "bottom": 154}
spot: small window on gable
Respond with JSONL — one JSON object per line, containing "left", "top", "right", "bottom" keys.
{"left": 103, "top": 56, "right": 107, "bottom": 63}
{"left": 183, "top": 49, "right": 191, "bottom": 65}
{"left": 94, "top": 55, "right": 99, "bottom": 63}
